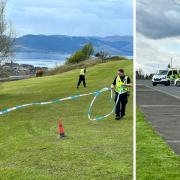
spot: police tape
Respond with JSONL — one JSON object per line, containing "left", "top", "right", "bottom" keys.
{"left": 0, "top": 87, "right": 124, "bottom": 121}
{"left": 88, "top": 88, "right": 121, "bottom": 121}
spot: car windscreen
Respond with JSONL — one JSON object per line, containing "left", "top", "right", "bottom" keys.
{"left": 156, "top": 70, "right": 168, "bottom": 75}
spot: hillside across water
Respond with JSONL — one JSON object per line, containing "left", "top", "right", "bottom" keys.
{"left": 15, "top": 35, "right": 133, "bottom": 56}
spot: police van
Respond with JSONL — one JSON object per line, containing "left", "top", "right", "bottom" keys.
{"left": 152, "top": 68, "right": 180, "bottom": 86}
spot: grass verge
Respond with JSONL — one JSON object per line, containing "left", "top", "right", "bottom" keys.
{"left": 136, "top": 108, "right": 180, "bottom": 180}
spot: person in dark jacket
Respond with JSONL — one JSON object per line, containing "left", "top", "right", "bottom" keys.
{"left": 111, "top": 68, "right": 132, "bottom": 120}
{"left": 77, "top": 67, "right": 86, "bottom": 88}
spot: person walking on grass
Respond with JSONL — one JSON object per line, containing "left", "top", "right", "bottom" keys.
{"left": 77, "top": 66, "right": 87, "bottom": 88}
{"left": 111, "top": 68, "right": 132, "bottom": 120}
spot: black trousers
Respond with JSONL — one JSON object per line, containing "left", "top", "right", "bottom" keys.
{"left": 114, "top": 92, "right": 128, "bottom": 117}
{"left": 77, "top": 75, "right": 86, "bottom": 87}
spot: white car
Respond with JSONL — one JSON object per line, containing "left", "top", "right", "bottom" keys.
{"left": 175, "top": 78, "right": 180, "bottom": 87}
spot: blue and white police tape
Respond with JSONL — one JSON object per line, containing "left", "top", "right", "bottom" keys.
{"left": 88, "top": 88, "right": 123, "bottom": 121}
{"left": 0, "top": 87, "right": 125, "bottom": 121}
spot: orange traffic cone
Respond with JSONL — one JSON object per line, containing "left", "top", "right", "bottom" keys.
{"left": 58, "top": 120, "right": 66, "bottom": 138}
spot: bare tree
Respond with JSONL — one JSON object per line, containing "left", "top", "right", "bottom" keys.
{"left": 95, "top": 51, "right": 109, "bottom": 60}
{"left": 0, "top": 0, "right": 15, "bottom": 63}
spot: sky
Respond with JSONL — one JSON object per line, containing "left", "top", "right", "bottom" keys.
{"left": 6, "top": 0, "right": 133, "bottom": 37}
{"left": 136, "top": 0, "right": 180, "bottom": 74}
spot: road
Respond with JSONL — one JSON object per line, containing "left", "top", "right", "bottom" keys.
{"left": 137, "top": 80, "right": 180, "bottom": 99}
{"left": 137, "top": 80, "right": 180, "bottom": 155}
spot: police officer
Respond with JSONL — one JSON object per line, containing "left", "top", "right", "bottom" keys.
{"left": 111, "top": 69, "right": 132, "bottom": 120}
{"left": 77, "top": 66, "right": 86, "bottom": 88}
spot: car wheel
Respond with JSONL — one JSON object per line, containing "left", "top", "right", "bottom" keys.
{"left": 176, "top": 81, "right": 180, "bottom": 87}
{"left": 165, "top": 81, "right": 170, "bottom": 86}
{"left": 152, "top": 82, "right": 157, "bottom": 86}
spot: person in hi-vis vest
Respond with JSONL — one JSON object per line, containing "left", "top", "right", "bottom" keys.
{"left": 77, "top": 66, "right": 86, "bottom": 88}
{"left": 111, "top": 69, "right": 132, "bottom": 120}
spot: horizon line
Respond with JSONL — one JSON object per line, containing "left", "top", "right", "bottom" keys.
{"left": 16, "top": 34, "right": 133, "bottom": 38}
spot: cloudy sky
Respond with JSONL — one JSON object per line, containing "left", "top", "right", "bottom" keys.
{"left": 6, "top": 0, "right": 133, "bottom": 37}
{"left": 137, "top": 0, "right": 180, "bottom": 74}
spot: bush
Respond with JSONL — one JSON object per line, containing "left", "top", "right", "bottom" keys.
{"left": 36, "top": 69, "right": 44, "bottom": 77}
{"left": 0, "top": 66, "right": 11, "bottom": 77}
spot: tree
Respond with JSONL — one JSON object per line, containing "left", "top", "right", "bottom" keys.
{"left": 66, "top": 51, "right": 86, "bottom": 64}
{"left": 136, "top": 67, "right": 144, "bottom": 79}
{"left": 0, "top": 0, "right": 15, "bottom": 63}
{"left": 81, "top": 43, "right": 94, "bottom": 59}
{"left": 168, "top": 63, "right": 171, "bottom": 69}
{"left": 66, "top": 43, "right": 94, "bottom": 64}
{"left": 95, "top": 51, "right": 109, "bottom": 60}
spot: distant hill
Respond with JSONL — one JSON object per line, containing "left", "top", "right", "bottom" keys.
{"left": 15, "top": 35, "right": 133, "bottom": 56}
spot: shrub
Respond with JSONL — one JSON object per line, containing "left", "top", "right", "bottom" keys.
{"left": 36, "top": 69, "right": 44, "bottom": 77}
{"left": 0, "top": 67, "right": 11, "bottom": 77}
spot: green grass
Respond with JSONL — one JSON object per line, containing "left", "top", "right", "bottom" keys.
{"left": 0, "top": 60, "right": 133, "bottom": 179}
{"left": 136, "top": 108, "right": 180, "bottom": 180}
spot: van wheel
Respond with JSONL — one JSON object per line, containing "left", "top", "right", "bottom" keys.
{"left": 165, "top": 81, "right": 170, "bottom": 86}
{"left": 176, "top": 81, "right": 180, "bottom": 87}
{"left": 152, "top": 82, "right": 157, "bottom": 86}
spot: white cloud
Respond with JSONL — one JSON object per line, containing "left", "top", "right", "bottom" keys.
{"left": 137, "top": 0, "right": 180, "bottom": 39}
{"left": 137, "top": 33, "right": 180, "bottom": 74}
{"left": 6, "top": 0, "right": 132, "bottom": 36}
{"left": 137, "top": 0, "right": 180, "bottom": 74}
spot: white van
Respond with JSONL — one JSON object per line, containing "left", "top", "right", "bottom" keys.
{"left": 152, "top": 69, "right": 180, "bottom": 86}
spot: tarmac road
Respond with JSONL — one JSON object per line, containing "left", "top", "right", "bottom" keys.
{"left": 137, "top": 80, "right": 180, "bottom": 155}
{"left": 137, "top": 80, "right": 180, "bottom": 99}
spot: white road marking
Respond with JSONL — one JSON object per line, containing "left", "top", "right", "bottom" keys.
{"left": 167, "top": 140, "right": 180, "bottom": 143}
{"left": 136, "top": 90, "right": 155, "bottom": 92}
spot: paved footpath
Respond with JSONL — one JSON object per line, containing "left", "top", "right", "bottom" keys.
{"left": 137, "top": 80, "right": 180, "bottom": 155}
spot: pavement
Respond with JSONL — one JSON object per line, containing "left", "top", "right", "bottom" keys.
{"left": 137, "top": 80, "right": 180, "bottom": 155}
{"left": 0, "top": 75, "right": 34, "bottom": 82}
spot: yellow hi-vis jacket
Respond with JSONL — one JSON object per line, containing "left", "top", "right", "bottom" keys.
{"left": 80, "top": 68, "right": 85, "bottom": 75}
{"left": 175, "top": 74, "right": 180, "bottom": 79}
{"left": 115, "top": 75, "right": 129, "bottom": 93}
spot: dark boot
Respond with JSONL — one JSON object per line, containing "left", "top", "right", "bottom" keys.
{"left": 115, "top": 114, "right": 121, "bottom": 120}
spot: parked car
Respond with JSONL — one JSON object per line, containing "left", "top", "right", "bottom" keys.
{"left": 175, "top": 78, "right": 180, "bottom": 87}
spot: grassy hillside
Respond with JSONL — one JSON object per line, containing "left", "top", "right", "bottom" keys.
{"left": 47, "top": 56, "right": 129, "bottom": 75}
{"left": 0, "top": 60, "right": 133, "bottom": 179}
{"left": 136, "top": 108, "right": 180, "bottom": 179}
